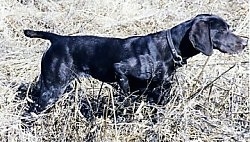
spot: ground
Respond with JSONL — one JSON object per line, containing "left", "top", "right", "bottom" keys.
{"left": 0, "top": 0, "right": 249, "bottom": 141}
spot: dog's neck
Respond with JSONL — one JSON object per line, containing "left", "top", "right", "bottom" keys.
{"left": 170, "top": 19, "right": 201, "bottom": 61}
{"left": 166, "top": 29, "right": 186, "bottom": 66}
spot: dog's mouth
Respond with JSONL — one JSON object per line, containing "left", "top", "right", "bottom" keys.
{"left": 217, "top": 46, "right": 245, "bottom": 54}
{"left": 213, "top": 42, "right": 246, "bottom": 54}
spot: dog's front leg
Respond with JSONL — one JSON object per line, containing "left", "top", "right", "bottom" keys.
{"left": 114, "top": 63, "right": 130, "bottom": 94}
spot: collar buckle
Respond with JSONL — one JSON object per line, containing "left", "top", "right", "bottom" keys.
{"left": 166, "top": 30, "right": 184, "bottom": 66}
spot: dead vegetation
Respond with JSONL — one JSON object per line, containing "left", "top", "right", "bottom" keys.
{"left": 0, "top": 0, "right": 249, "bottom": 141}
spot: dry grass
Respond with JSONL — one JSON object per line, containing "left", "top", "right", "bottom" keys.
{"left": 0, "top": 0, "right": 249, "bottom": 141}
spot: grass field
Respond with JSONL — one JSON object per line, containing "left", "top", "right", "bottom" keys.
{"left": 0, "top": 0, "right": 249, "bottom": 141}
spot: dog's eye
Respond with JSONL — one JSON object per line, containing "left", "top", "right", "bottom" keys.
{"left": 219, "top": 27, "right": 230, "bottom": 32}
{"left": 219, "top": 29, "right": 226, "bottom": 33}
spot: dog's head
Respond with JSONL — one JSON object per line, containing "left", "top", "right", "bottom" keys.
{"left": 189, "top": 14, "right": 248, "bottom": 56}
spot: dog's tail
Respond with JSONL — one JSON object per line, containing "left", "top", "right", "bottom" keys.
{"left": 24, "top": 30, "right": 60, "bottom": 42}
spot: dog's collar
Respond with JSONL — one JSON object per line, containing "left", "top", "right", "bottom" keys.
{"left": 166, "top": 30, "right": 185, "bottom": 67}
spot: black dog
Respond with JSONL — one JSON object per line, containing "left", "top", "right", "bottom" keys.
{"left": 24, "top": 14, "right": 247, "bottom": 114}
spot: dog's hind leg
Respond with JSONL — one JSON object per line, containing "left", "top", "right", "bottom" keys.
{"left": 29, "top": 55, "right": 74, "bottom": 114}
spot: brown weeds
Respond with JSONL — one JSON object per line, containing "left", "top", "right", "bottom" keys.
{"left": 0, "top": 0, "right": 249, "bottom": 141}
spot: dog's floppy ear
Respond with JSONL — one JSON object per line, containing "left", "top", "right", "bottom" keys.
{"left": 189, "top": 20, "right": 213, "bottom": 56}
